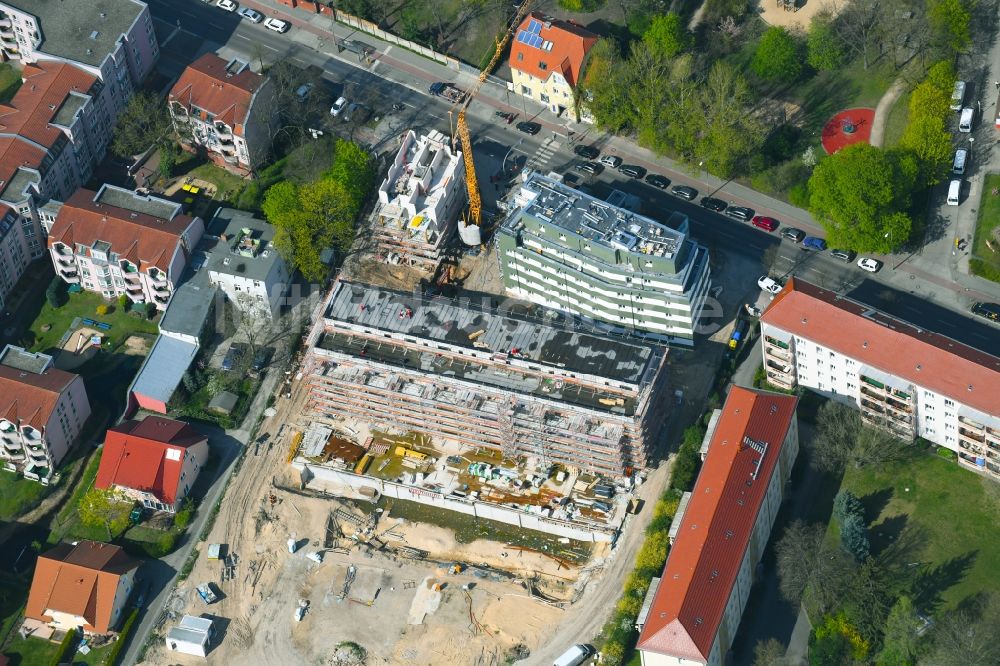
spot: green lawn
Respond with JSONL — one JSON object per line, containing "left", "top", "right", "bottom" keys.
{"left": 0, "top": 470, "right": 53, "bottom": 522}
{"left": 971, "top": 174, "right": 1000, "bottom": 283}
{"left": 791, "top": 58, "right": 897, "bottom": 136}
{"left": 48, "top": 451, "right": 113, "bottom": 546}
{"left": 173, "top": 158, "right": 247, "bottom": 205}
{"left": 0, "top": 62, "right": 21, "bottom": 103}
{"left": 882, "top": 87, "right": 912, "bottom": 148}
{"left": 27, "top": 291, "right": 159, "bottom": 355}
{"left": 837, "top": 451, "right": 1000, "bottom": 610}
{"left": 2, "top": 635, "right": 60, "bottom": 665}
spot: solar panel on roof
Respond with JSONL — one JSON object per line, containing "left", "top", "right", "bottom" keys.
{"left": 528, "top": 19, "right": 542, "bottom": 34}
{"left": 516, "top": 30, "right": 528, "bottom": 43}
{"left": 529, "top": 34, "right": 543, "bottom": 48}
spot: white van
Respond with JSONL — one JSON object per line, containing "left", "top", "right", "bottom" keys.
{"left": 959, "top": 107, "right": 974, "bottom": 132}
{"left": 553, "top": 645, "right": 593, "bottom": 666}
{"left": 947, "top": 179, "right": 961, "bottom": 206}
{"left": 951, "top": 81, "right": 966, "bottom": 111}
{"left": 953, "top": 149, "right": 967, "bottom": 175}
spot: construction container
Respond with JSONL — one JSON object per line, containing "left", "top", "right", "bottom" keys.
{"left": 287, "top": 538, "right": 298, "bottom": 554}
{"left": 354, "top": 454, "right": 372, "bottom": 475}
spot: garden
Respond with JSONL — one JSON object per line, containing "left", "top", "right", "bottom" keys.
{"left": 971, "top": 174, "right": 1000, "bottom": 283}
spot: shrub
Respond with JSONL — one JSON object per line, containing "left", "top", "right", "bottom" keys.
{"left": 840, "top": 513, "right": 870, "bottom": 561}
{"left": 49, "top": 628, "right": 77, "bottom": 666}
{"left": 833, "top": 489, "right": 864, "bottom": 524}
{"left": 789, "top": 182, "right": 810, "bottom": 207}
{"left": 117, "top": 294, "right": 129, "bottom": 309}
{"left": 174, "top": 500, "right": 195, "bottom": 529}
{"left": 45, "top": 277, "right": 67, "bottom": 308}
{"left": 96, "top": 304, "right": 110, "bottom": 316}
{"left": 105, "top": 607, "right": 140, "bottom": 665}
{"left": 936, "top": 447, "right": 957, "bottom": 460}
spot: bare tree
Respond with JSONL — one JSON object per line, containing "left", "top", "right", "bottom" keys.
{"left": 927, "top": 594, "right": 1000, "bottom": 666}
{"left": 752, "top": 638, "right": 787, "bottom": 666}
{"left": 836, "top": 0, "right": 887, "bottom": 69}
{"left": 775, "top": 520, "right": 825, "bottom": 603}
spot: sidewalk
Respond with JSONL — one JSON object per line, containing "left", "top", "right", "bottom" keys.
{"left": 239, "top": 0, "right": 1000, "bottom": 304}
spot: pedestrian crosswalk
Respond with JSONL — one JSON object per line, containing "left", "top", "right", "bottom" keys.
{"left": 527, "top": 140, "right": 559, "bottom": 169}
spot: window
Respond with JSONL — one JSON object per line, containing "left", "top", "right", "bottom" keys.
{"left": 520, "top": 85, "right": 532, "bottom": 96}
{"left": 540, "top": 93, "right": 550, "bottom": 103}
{"left": 517, "top": 52, "right": 523, "bottom": 61}
{"left": 944, "top": 398, "right": 955, "bottom": 407}
{"left": 539, "top": 62, "right": 547, "bottom": 71}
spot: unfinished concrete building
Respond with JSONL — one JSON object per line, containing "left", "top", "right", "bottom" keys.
{"left": 303, "top": 280, "right": 671, "bottom": 475}
{"left": 372, "top": 130, "right": 465, "bottom": 271}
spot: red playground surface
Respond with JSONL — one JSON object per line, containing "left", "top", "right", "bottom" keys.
{"left": 821, "top": 108, "right": 875, "bottom": 154}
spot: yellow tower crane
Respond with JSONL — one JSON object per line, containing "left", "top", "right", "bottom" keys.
{"left": 452, "top": 0, "right": 534, "bottom": 246}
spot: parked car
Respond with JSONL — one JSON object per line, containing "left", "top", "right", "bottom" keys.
{"left": 599, "top": 155, "right": 623, "bottom": 168}
{"left": 618, "top": 164, "right": 647, "bottom": 179}
{"left": 221, "top": 343, "right": 248, "bottom": 372}
{"left": 515, "top": 121, "right": 541, "bottom": 135}
{"left": 295, "top": 84, "right": 314, "bottom": 101}
{"left": 216, "top": 0, "right": 238, "bottom": 11}
{"left": 757, "top": 275, "right": 783, "bottom": 295}
{"left": 330, "top": 96, "right": 348, "bottom": 116}
{"left": 856, "top": 257, "right": 883, "bottom": 273}
{"left": 197, "top": 583, "right": 219, "bottom": 604}
{"left": 671, "top": 185, "right": 698, "bottom": 200}
{"left": 781, "top": 227, "right": 805, "bottom": 243}
{"left": 971, "top": 302, "right": 1000, "bottom": 322}
{"left": 251, "top": 347, "right": 274, "bottom": 374}
{"left": 802, "top": 236, "right": 827, "bottom": 251}
{"left": 830, "top": 248, "right": 857, "bottom": 262}
{"left": 237, "top": 6, "right": 262, "bottom": 22}
{"left": 263, "top": 17, "right": 290, "bottom": 33}
{"left": 751, "top": 215, "right": 779, "bottom": 232}
{"left": 574, "top": 162, "right": 603, "bottom": 175}
{"left": 645, "top": 173, "right": 670, "bottom": 189}
{"left": 727, "top": 206, "right": 755, "bottom": 221}
{"left": 745, "top": 303, "right": 763, "bottom": 317}
{"left": 573, "top": 144, "right": 600, "bottom": 159}
{"left": 700, "top": 197, "right": 727, "bottom": 212}
{"left": 342, "top": 102, "right": 367, "bottom": 123}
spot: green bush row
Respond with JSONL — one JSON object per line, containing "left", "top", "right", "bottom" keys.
{"left": 107, "top": 607, "right": 140, "bottom": 665}
{"left": 49, "top": 628, "right": 77, "bottom": 666}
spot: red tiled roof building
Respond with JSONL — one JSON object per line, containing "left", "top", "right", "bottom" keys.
{"left": 637, "top": 387, "right": 799, "bottom": 665}
{"left": 760, "top": 278, "right": 1000, "bottom": 478}
{"left": 95, "top": 416, "right": 209, "bottom": 513}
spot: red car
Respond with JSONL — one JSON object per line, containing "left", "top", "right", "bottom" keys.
{"left": 751, "top": 215, "right": 779, "bottom": 232}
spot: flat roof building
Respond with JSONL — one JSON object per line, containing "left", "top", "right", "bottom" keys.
{"left": 637, "top": 387, "right": 799, "bottom": 666}
{"left": 498, "top": 173, "right": 711, "bottom": 346}
{"left": 373, "top": 129, "right": 465, "bottom": 271}
{"left": 760, "top": 278, "right": 1000, "bottom": 477}
{"left": 303, "top": 280, "right": 672, "bottom": 475}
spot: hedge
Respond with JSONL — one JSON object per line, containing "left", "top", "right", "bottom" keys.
{"left": 49, "top": 628, "right": 77, "bottom": 666}
{"left": 107, "top": 607, "right": 140, "bottom": 665}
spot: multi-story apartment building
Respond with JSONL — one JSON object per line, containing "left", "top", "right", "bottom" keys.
{"left": 0, "top": 344, "right": 91, "bottom": 482}
{"left": 509, "top": 13, "right": 597, "bottom": 119}
{"left": 168, "top": 54, "right": 276, "bottom": 176}
{"left": 760, "top": 278, "right": 1000, "bottom": 477}
{"left": 0, "top": 205, "right": 30, "bottom": 308}
{"left": 373, "top": 129, "right": 465, "bottom": 271}
{"left": 200, "top": 207, "right": 289, "bottom": 318}
{"left": 47, "top": 185, "right": 205, "bottom": 310}
{"left": 497, "top": 173, "right": 711, "bottom": 346}
{"left": 637, "top": 387, "right": 799, "bottom": 666}
{"left": 303, "top": 280, "right": 672, "bottom": 475}
{"left": 0, "top": 0, "right": 158, "bottom": 101}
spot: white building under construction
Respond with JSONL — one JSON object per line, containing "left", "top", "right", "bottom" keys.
{"left": 303, "top": 280, "right": 672, "bottom": 475}
{"left": 373, "top": 129, "right": 465, "bottom": 271}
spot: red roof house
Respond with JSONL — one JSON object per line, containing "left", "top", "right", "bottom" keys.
{"left": 25, "top": 540, "right": 139, "bottom": 635}
{"left": 95, "top": 416, "right": 209, "bottom": 512}
{"left": 509, "top": 13, "right": 598, "bottom": 116}
{"left": 637, "top": 387, "right": 799, "bottom": 664}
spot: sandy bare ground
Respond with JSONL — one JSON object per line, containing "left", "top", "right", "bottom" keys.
{"left": 758, "top": 0, "right": 841, "bottom": 30}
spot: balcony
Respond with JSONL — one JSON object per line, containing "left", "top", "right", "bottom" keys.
{"left": 766, "top": 372, "right": 794, "bottom": 389}
{"left": 884, "top": 397, "right": 911, "bottom": 415}
{"left": 860, "top": 375, "right": 885, "bottom": 390}
{"left": 860, "top": 399, "right": 885, "bottom": 414}
{"left": 764, "top": 335, "right": 790, "bottom": 350}
{"left": 959, "top": 427, "right": 986, "bottom": 443}
{"left": 958, "top": 415, "right": 984, "bottom": 429}
{"left": 766, "top": 359, "right": 793, "bottom": 375}
{"left": 764, "top": 344, "right": 792, "bottom": 362}
{"left": 860, "top": 386, "right": 885, "bottom": 402}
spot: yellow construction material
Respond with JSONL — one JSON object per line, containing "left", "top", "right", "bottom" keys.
{"left": 468, "top": 329, "right": 485, "bottom": 341}
{"left": 286, "top": 430, "right": 303, "bottom": 463}
{"left": 354, "top": 454, "right": 372, "bottom": 475}
{"left": 409, "top": 215, "right": 424, "bottom": 230}
{"left": 394, "top": 446, "right": 428, "bottom": 460}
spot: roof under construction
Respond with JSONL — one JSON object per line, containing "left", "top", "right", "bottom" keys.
{"left": 323, "top": 281, "right": 658, "bottom": 386}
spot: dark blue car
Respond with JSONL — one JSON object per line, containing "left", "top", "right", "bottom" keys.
{"left": 802, "top": 236, "right": 827, "bottom": 251}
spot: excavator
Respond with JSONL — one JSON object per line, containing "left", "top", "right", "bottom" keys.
{"left": 452, "top": 0, "right": 535, "bottom": 247}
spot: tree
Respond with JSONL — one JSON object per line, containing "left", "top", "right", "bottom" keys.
{"left": 635, "top": 530, "right": 670, "bottom": 574}
{"left": 158, "top": 141, "right": 178, "bottom": 180}
{"left": 78, "top": 488, "right": 131, "bottom": 541}
{"left": 927, "top": 594, "right": 1000, "bottom": 666}
{"left": 807, "top": 13, "right": 844, "bottom": 70}
{"left": 928, "top": 0, "right": 971, "bottom": 53}
{"left": 812, "top": 401, "right": 861, "bottom": 472}
{"left": 877, "top": 595, "right": 920, "bottom": 665}
{"left": 752, "top": 27, "right": 802, "bottom": 81}
{"left": 833, "top": 489, "right": 864, "bottom": 524}
{"left": 808, "top": 143, "right": 915, "bottom": 253}
{"left": 696, "top": 62, "right": 766, "bottom": 177}
{"left": 643, "top": 13, "right": 692, "bottom": 59}
{"left": 840, "top": 513, "right": 870, "bottom": 561}
{"left": 753, "top": 638, "right": 787, "bottom": 666}
{"left": 775, "top": 520, "right": 825, "bottom": 603}
{"left": 329, "top": 139, "right": 376, "bottom": 209}
{"left": 111, "top": 92, "right": 173, "bottom": 159}
{"left": 46, "top": 277, "right": 67, "bottom": 309}
{"left": 848, "top": 558, "right": 892, "bottom": 643}
{"left": 581, "top": 40, "right": 634, "bottom": 132}
{"left": 901, "top": 65, "right": 955, "bottom": 185}
{"left": 836, "top": 0, "right": 886, "bottom": 70}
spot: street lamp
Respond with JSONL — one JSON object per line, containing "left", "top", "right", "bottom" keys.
{"left": 503, "top": 139, "right": 523, "bottom": 176}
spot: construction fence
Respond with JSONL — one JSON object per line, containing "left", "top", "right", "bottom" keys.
{"left": 293, "top": 461, "right": 620, "bottom": 543}
{"left": 333, "top": 10, "right": 461, "bottom": 70}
